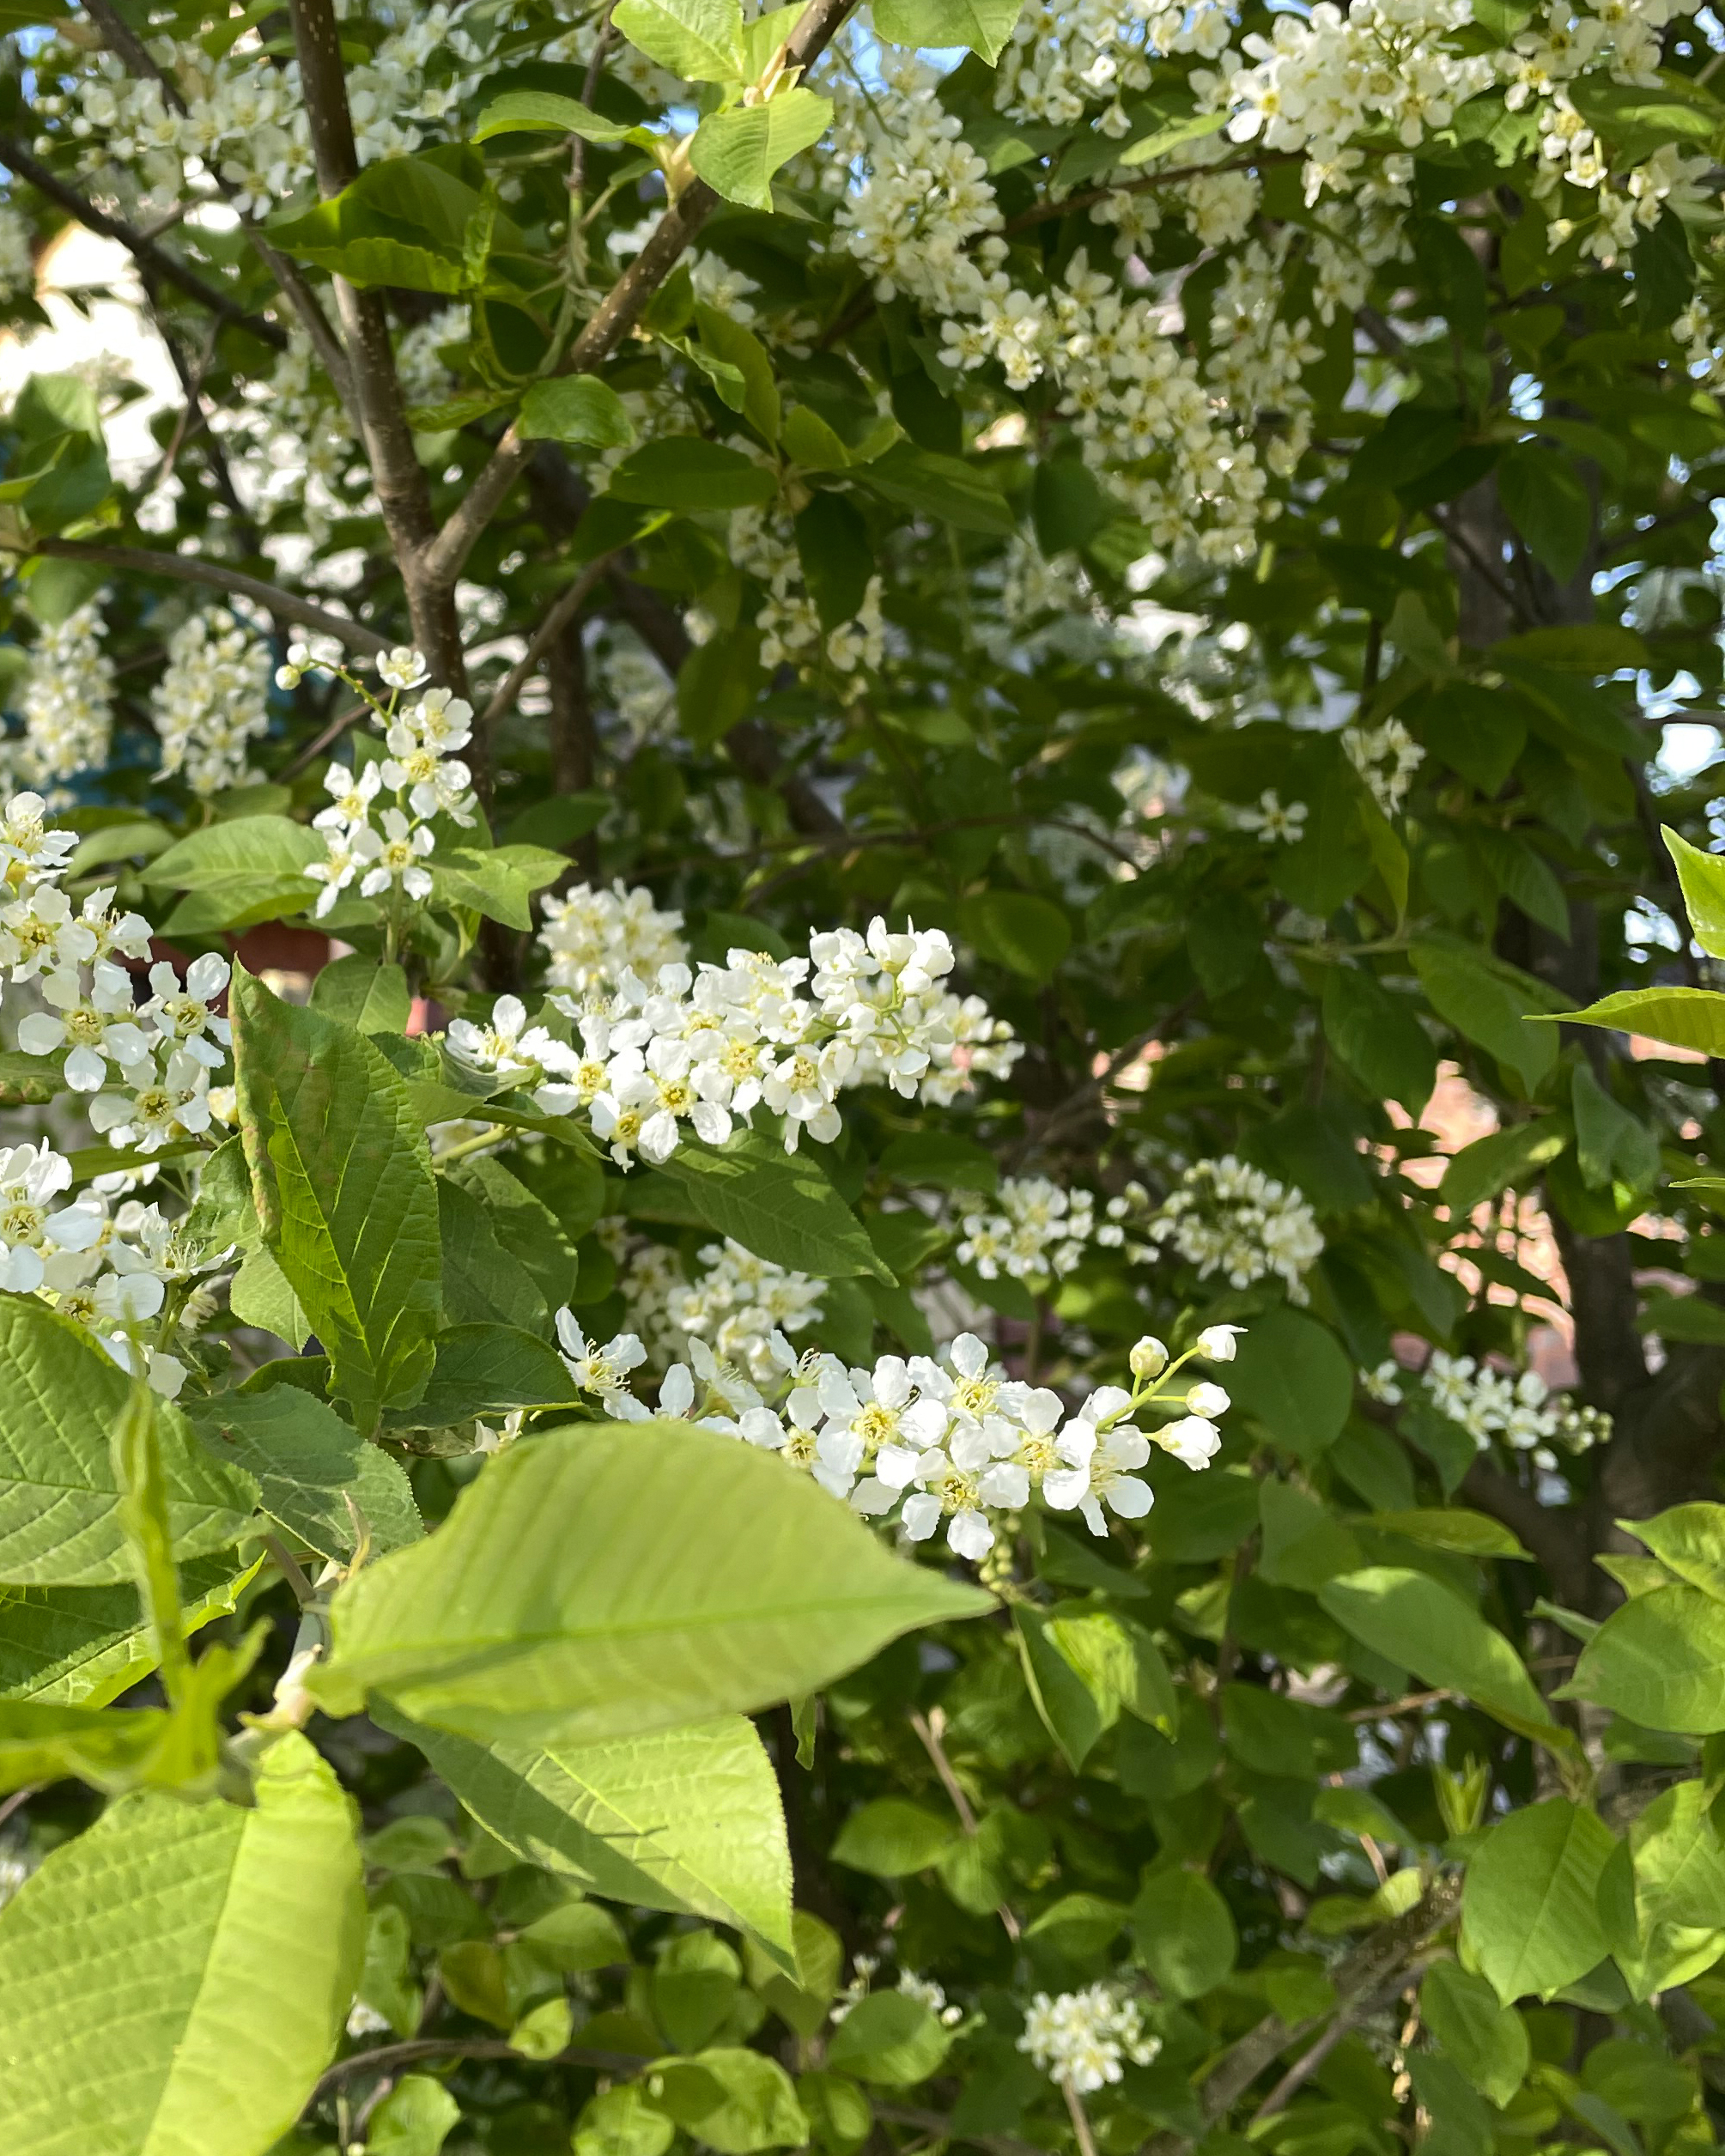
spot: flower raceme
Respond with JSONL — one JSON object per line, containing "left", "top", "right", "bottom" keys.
{"left": 550, "top": 1321, "right": 1242, "bottom": 1564}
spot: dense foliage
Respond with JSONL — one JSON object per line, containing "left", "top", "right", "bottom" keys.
{"left": 4, "top": 1, "right": 1725, "bottom": 2153}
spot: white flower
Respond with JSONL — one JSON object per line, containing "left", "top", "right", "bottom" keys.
{"left": 141, "top": 952, "right": 232, "bottom": 1066}
{"left": 378, "top": 646, "right": 428, "bottom": 690}
{"left": 1196, "top": 1323, "right": 1246, "bottom": 1361}
{"left": 314, "top": 760, "right": 383, "bottom": 834}
{"left": 17, "top": 962, "right": 149, "bottom": 1090}
{"left": 354, "top": 808, "right": 435, "bottom": 901}
{"left": 555, "top": 1309, "right": 647, "bottom": 1399}
{"left": 1185, "top": 1381, "right": 1230, "bottom": 1418}
{"left": 1017, "top": 1986, "right": 1160, "bottom": 2093}
{"left": 1129, "top": 1335, "right": 1169, "bottom": 1379}
{"left": 1157, "top": 1415, "right": 1221, "bottom": 1470}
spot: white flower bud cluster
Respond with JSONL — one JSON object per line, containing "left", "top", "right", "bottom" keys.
{"left": 956, "top": 1176, "right": 1110, "bottom": 1285}
{"left": 1343, "top": 718, "right": 1424, "bottom": 818}
{"left": 1017, "top": 1985, "right": 1162, "bottom": 2093}
{"left": 304, "top": 651, "right": 477, "bottom": 920}
{"left": 576, "top": 1323, "right": 1236, "bottom": 1565}
{"left": 457, "top": 912, "right": 1020, "bottom": 1167}
{"left": 152, "top": 610, "right": 272, "bottom": 798}
{"left": 9, "top": 600, "right": 115, "bottom": 797}
{"left": 1375, "top": 1351, "right": 1609, "bottom": 1467}
{"left": 1144, "top": 1156, "right": 1325, "bottom": 1303}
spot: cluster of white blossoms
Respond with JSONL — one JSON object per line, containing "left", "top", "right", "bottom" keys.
{"left": 152, "top": 610, "right": 272, "bottom": 797}
{"left": 1144, "top": 1156, "right": 1325, "bottom": 1302}
{"left": 457, "top": 912, "right": 1020, "bottom": 1165}
{"left": 295, "top": 649, "right": 477, "bottom": 921}
{"left": 730, "top": 508, "right": 888, "bottom": 689}
{"left": 1344, "top": 717, "right": 1425, "bottom": 818}
{"left": 539, "top": 882, "right": 688, "bottom": 998}
{"left": 1365, "top": 1351, "right": 1608, "bottom": 1467}
{"left": 830, "top": 1957, "right": 964, "bottom": 2029}
{"left": 33, "top": 3, "right": 482, "bottom": 216}
{"left": 602, "top": 1224, "right": 828, "bottom": 1388}
{"left": 1018, "top": 1985, "right": 1162, "bottom": 2093}
{"left": 7, "top": 600, "right": 115, "bottom": 798}
{"left": 561, "top": 1319, "right": 1239, "bottom": 1562}
{"left": 956, "top": 1177, "right": 1114, "bottom": 1286}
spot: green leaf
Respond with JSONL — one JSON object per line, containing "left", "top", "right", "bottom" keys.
{"left": 265, "top": 153, "right": 519, "bottom": 295}
{"left": 958, "top": 889, "right": 1070, "bottom": 982}
{"left": 1439, "top": 1118, "right": 1567, "bottom": 1214}
{"left": 1411, "top": 941, "right": 1558, "bottom": 1093}
{"left": 143, "top": 813, "right": 323, "bottom": 932}
{"left": 1320, "top": 1567, "right": 1561, "bottom": 1746}
{"left": 1420, "top": 1961, "right": 1530, "bottom": 2107}
{"left": 1370, "top": 1509, "right": 1532, "bottom": 1561}
{"left": 872, "top": 0, "right": 1024, "bottom": 60}
{"left": 656, "top": 1127, "right": 891, "bottom": 1281}
{"left": 0, "top": 1297, "right": 255, "bottom": 1587}
{"left": 519, "top": 374, "right": 638, "bottom": 450}
{"left": 1618, "top": 1779, "right": 1725, "bottom": 1998}
{"left": 0, "top": 1733, "right": 364, "bottom": 2153}
{"left": 400, "top": 1322, "right": 574, "bottom": 1424}
{"left": 1544, "top": 985, "right": 1725, "bottom": 1058}
{"left": 0, "top": 1558, "right": 257, "bottom": 1705}
{"left": 382, "top": 1707, "right": 795, "bottom": 1970}
{"left": 367, "top": 2074, "right": 462, "bottom": 2156}
{"left": 1498, "top": 444, "right": 1591, "bottom": 583}
{"left": 438, "top": 1176, "right": 548, "bottom": 1331}
{"left": 308, "top": 1420, "right": 990, "bottom": 1741}
{"left": 694, "top": 306, "right": 781, "bottom": 443}
{"left": 859, "top": 443, "right": 1014, "bottom": 535}
{"left": 1460, "top": 1796, "right": 1617, "bottom": 2002}
{"left": 1563, "top": 1584, "right": 1725, "bottom": 1732}
{"left": 1321, "top": 965, "right": 1437, "bottom": 1120}
{"left": 689, "top": 89, "right": 833, "bottom": 211}
{"left": 185, "top": 1383, "right": 422, "bottom": 1562}
{"left": 654, "top": 2048, "right": 808, "bottom": 2151}
{"left": 431, "top": 842, "right": 568, "bottom": 931}
{"left": 472, "top": 88, "right": 653, "bottom": 144}
{"left": 1623, "top": 1503, "right": 1725, "bottom": 1600}
{"left": 1663, "top": 826, "right": 1725, "bottom": 958}
{"left": 613, "top": 0, "right": 745, "bottom": 79}
{"left": 609, "top": 438, "right": 777, "bottom": 510}
{"left": 1119, "top": 106, "right": 1229, "bottom": 166}
{"left": 233, "top": 968, "right": 442, "bottom": 1434}
{"left": 831, "top": 1797, "right": 957, "bottom": 1877}
{"left": 1130, "top": 1867, "right": 1238, "bottom": 2001}
{"left": 308, "top": 956, "right": 412, "bottom": 1036}
{"left": 1014, "top": 1604, "right": 1104, "bottom": 1770}
{"left": 1227, "top": 1308, "right": 1352, "bottom": 1461}
{"left": 826, "top": 1991, "right": 951, "bottom": 2086}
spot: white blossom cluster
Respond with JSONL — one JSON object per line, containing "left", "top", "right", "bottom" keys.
{"left": 539, "top": 882, "right": 688, "bottom": 998}
{"left": 830, "top": 1956, "right": 963, "bottom": 2029}
{"left": 7, "top": 600, "right": 114, "bottom": 798}
{"left": 1343, "top": 717, "right": 1424, "bottom": 818}
{"left": 298, "top": 650, "right": 477, "bottom": 920}
{"left": 152, "top": 610, "right": 272, "bottom": 797}
{"left": 33, "top": 4, "right": 482, "bottom": 216}
{"left": 731, "top": 507, "right": 887, "bottom": 689}
{"left": 603, "top": 1222, "right": 828, "bottom": 1388}
{"left": 1144, "top": 1155, "right": 1325, "bottom": 1302}
{"left": 1017, "top": 1985, "right": 1162, "bottom": 2093}
{"left": 1366, "top": 1351, "right": 1608, "bottom": 1468}
{"left": 956, "top": 1177, "right": 1114, "bottom": 1285}
{"left": 560, "top": 1320, "right": 1239, "bottom": 1563}
{"left": 454, "top": 908, "right": 1021, "bottom": 1166}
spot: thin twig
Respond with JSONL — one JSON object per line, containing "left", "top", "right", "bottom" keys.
{"left": 0, "top": 131, "right": 286, "bottom": 349}
{"left": 27, "top": 540, "right": 390, "bottom": 653}
{"left": 0, "top": 1785, "right": 39, "bottom": 1832}
{"left": 280, "top": 701, "right": 371, "bottom": 781}
{"left": 1345, "top": 1689, "right": 1456, "bottom": 1723}
{"left": 477, "top": 555, "right": 617, "bottom": 735}
{"left": 421, "top": 0, "right": 863, "bottom": 593}
{"left": 262, "top": 1533, "right": 317, "bottom": 1609}
{"left": 1250, "top": 1958, "right": 1441, "bottom": 2125}
{"left": 1063, "top": 2080, "right": 1101, "bottom": 2156}
{"left": 312, "top": 2038, "right": 650, "bottom": 2103}
{"left": 909, "top": 1707, "right": 1022, "bottom": 1941}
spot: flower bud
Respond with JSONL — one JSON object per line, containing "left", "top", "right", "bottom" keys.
{"left": 1195, "top": 1322, "right": 1245, "bottom": 1363}
{"left": 1129, "top": 1334, "right": 1169, "bottom": 1380}
{"left": 1159, "top": 1416, "right": 1221, "bottom": 1470}
{"left": 1186, "top": 1380, "right": 1230, "bottom": 1418}
{"left": 275, "top": 663, "right": 302, "bottom": 690}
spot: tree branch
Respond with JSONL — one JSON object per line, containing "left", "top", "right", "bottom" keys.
{"left": 27, "top": 539, "right": 390, "bottom": 653}
{"left": 311, "top": 2038, "right": 650, "bottom": 2103}
{"left": 477, "top": 554, "right": 618, "bottom": 736}
{"left": 287, "top": 0, "right": 456, "bottom": 680}
{"left": 0, "top": 132, "right": 285, "bottom": 349}
{"left": 420, "top": 0, "right": 862, "bottom": 593}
